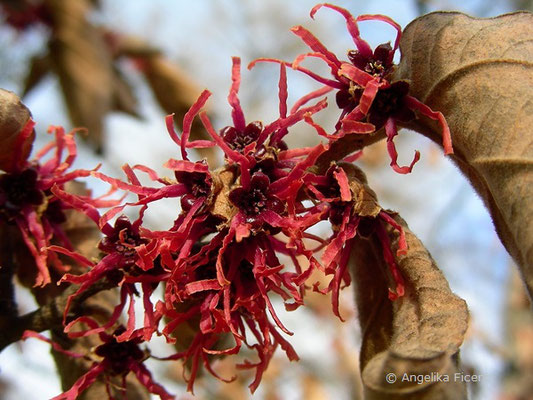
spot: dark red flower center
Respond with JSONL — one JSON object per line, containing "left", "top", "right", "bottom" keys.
{"left": 94, "top": 330, "right": 145, "bottom": 376}
{"left": 328, "top": 202, "right": 349, "bottom": 226}
{"left": 175, "top": 171, "right": 210, "bottom": 198}
{"left": 220, "top": 121, "right": 263, "bottom": 152}
{"left": 0, "top": 168, "right": 44, "bottom": 215}
{"left": 229, "top": 173, "right": 283, "bottom": 220}
{"left": 335, "top": 83, "right": 363, "bottom": 112}
{"left": 347, "top": 43, "right": 394, "bottom": 78}
{"left": 99, "top": 216, "right": 147, "bottom": 265}
{"left": 44, "top": 198, "right": 67, "bottom": 225}
{"left": 368, "top": 80, "right": 415, "bottom": 128}
{"left": 1, "top": 2, "right": 51, "bottom": 31}
{"left": 175, "top": 170, "right": 211, "bottom": 211}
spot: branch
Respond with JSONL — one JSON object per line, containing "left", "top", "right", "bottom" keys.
{"left": 309, "top": 129, "right": 385, "bottom": 174}
{"left": 0, "top": 278, "right": 115, "bottom": 352}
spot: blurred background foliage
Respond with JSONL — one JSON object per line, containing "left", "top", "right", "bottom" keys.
{"left": 0, "top": 0, "right": 530, "bottom": 399}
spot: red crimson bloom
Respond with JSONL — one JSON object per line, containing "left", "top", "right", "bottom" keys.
{"left": 289, "top": 3, "right": 453, "bottom": 173}
{"left": 158, "top": 232, "right": 302, "bottom": 393}
{"left": 48, "top": 181, "right": 170, "bottom": 342}
{"left": 90, "top": 57, "right": 331, "bottom": 392}
{"left": 0, "top": 122, "right": 114, "bottom": 286}
{"left": 305, "top": 164, "right": 407, "bottom": 314}
{"left": 2, "top": 3, "right": 460, "bottom": 399}
{"left": 0, "top": 1, "right": 51, "bottom": 31}
{"left": 22, "top": 328, "right": 173, "bottom": 400}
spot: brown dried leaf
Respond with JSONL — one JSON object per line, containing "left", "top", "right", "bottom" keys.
{"left": 501, "top": 269, "right": 533, "bottom": 398}
{"left": 343, "top": 164, "right": 382, "bottom": 218}
{"left": 351, "top": 215, "right": 469, "bottom": 400}
{"left": 396, "top": 11, "right": 533, "bottom": 295}
{"left": 211, "top": 166, "right": 238, "bottom": 222}
{"left": 44, "top": 0, "right": 113, "bottom": 152}
{"left": 22, "top": 53, "right": 51, "bottom": 97}
{"left": 0, "top": 89, "right": 35, "bottom": 172}
{"left": 109, "top": 65, "right": 140, "bottom": 118}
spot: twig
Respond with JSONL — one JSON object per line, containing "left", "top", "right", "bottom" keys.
{"left": 0, "top": 279, "right": 115, "bottom": 352}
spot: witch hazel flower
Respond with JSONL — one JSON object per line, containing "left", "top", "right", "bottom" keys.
{"left": 47, "top": 165, "right": 188, "bottom": 342}
{"left": 0, "top": 122, "right": 114, "bottom": 286}
{"left": 305, "top": 163, "right": 407, "bottom": 313}
{"left": 158, "top": 232, "right": 302, "bottom": 393}
{"left": 169, "top": 56, "right": 330, "bottom": 277}
{"left": 196, "top": 57, "right": 328, "bottom": 187}
{"left": 22, "top": 327, "right": 173, "bottom": 400}
{"left": 112, "top": 57, "right": 333, "bottom": 392}
{"left": 47, "top": 217, "right": 167, "bottom": 343}
{"left": 290, "top": 3, "right": 453, "bottom": 173}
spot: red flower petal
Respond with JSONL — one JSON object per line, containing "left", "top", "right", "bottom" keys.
{"left": 290, "top": 25, "right": 342, "bottom": 68}
{"left": 131, "top": 363, "right": 175, "bottom": 400}
{"left": 228, "top": 57, "right": 246, "bottom": 132}
{"left": 384, "top": 117, "right": 421, "bottom": 174}
{"left": 290, "top": 85, "right": 333, "bottom": 114}
{"left": 404, "top": 95, "right": 453, "bottom": 155}
{"left": 9, "top": 118, "right": 36, "bottom": 173}
{"left": 333, "top": 167, "right": 351, "bottom": 201}
{"left": 22, "top": 330, "right": 84, "bottom": 358}
{"left": 51, "top": 363, "right": 105, "bottom": 400}
{"left": 356, "top": 13, "right": 402, "bottom": 51}
{"left": 311, "top": 3, "right": 373, "bottom": 58}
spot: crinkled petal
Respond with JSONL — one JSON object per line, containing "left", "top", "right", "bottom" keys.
{"left": 356, "top": 13, "right": 402, "bottom": 51}
{"left": 311, "top": 4, "right": 373, "bottom": 57}
{"left": 131, "top": 362, "right": 174, "bottom": 400}
{"left": 228, "top": 57, "right": 246, "bottom": 131}
{"left": 290, "top": 86, "right": 333, "bottom": 114}
{"left": 333, "top": 167, "right": 351, "bottom": 201}
{"left": 10, "top": 119, "right": 36, "bottom": 172}
{"left": 404, "top": 95, "right": 453, "bottom": 155}
{"left": 290, "top": 25, "right": 342, "bottom": 68}
{"left": 22, "top": 330, "right": 84, "bottom": 358}
{"left": 338, "top": 62, "right": 375, "bottom": 87}
{"left": 384, "top": 117, "right": 420, "bottom": 174}
{"left": 51, "top": 363, "right": 105, "bottom": 400}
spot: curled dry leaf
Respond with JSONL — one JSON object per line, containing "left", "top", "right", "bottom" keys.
{"left": 395, "top": 11, "right": 533, "bottom": 295}
{"left": 0, "top": 89, "right": 35, "bottom": 172}
{"left": 351, "top": 215, "right": 469, "bottom": 400}
{"left": 44, "top": 0, "right": 114, "bottom": 153}
{"left": 109, "top": 65, "right": 140, "bottom": 118}
{"left": 22, "top": 53, "right": 52, "bottom": 97}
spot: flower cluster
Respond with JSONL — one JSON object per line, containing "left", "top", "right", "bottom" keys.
{"left": 22, "top": 328, "right": 173, "bottom": 400}
{"left": 287, "top": 3, "right": 452, "bottom": 173}
{"left": 0, "top": 121, "right": 114, "bottom": 286}
{"left": 15, "top": 3, "right": 453, "bottom": 399}
{"left": 0, "top": 1, "right": 50, "bottom": 31}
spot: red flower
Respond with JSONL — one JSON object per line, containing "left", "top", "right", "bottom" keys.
{"left": 0, "top": 123, "right": 113, "bottom": 286}
{"left": 198, "top": 57, "right": 327, "bottom": 187}
{"left": 22, "top": 328, "right": 173, "bottom": 400}
{"left": 290, "top": 3, "right": 453, "bottom": 173}
{"left": 159, "top": 233, "right": 301, "bottom": 393}
{"left": 47, "top": 209, "right": 167, "bottom": 342}
{"left": 306, "top": 164, "right": 407, "bottom": 311}
{"left": 229, "top": 172, "right": 284, "bottom": 229}
{"left": 0, "top": 1, "right": 51, "bottom": 31}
